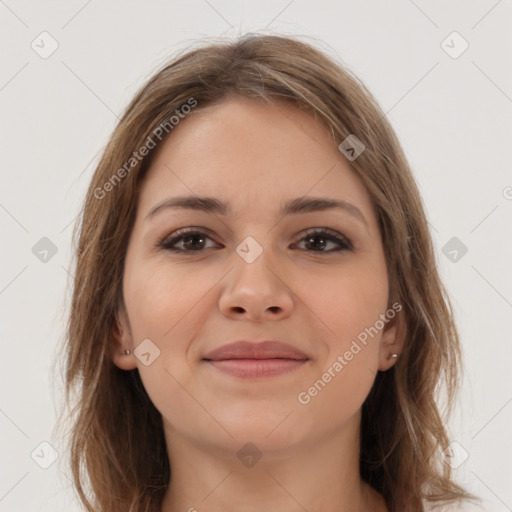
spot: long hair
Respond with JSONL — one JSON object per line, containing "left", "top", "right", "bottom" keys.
{"left": 53, "top": 33, "right": 478, "bottom": 512}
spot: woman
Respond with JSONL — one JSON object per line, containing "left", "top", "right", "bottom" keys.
{"left": 55, "top": 33, "right": 483, "bottom": 511}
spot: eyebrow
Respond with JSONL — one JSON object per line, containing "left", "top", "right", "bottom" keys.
{"left": 145, "top": 195, "right": 368, "bottom": 227}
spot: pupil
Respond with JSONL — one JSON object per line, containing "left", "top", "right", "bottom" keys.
{"left": 186, "top": 235, "right": 203, "bottom": 249}
{"left": 308, "top": 235, "right": 325, "bottom": 250}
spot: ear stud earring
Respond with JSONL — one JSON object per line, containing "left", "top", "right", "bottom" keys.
{"left": 122, "top": 349, "right": 131, "bottom": 355}
{"left": 391, "top": 353, "right": 398, "bottom": 358}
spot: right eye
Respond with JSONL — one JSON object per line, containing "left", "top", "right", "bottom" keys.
{"left": 158, "top": 228, "right": 219, "bottom": 253}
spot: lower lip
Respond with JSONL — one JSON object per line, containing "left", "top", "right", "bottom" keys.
{"left": 205, "top": 358, "right": 307, "bottom": 378}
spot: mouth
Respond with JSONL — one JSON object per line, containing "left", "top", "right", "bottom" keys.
{"left": 202, "top": 340, "right": 310, "bottom": 379}
{"left": 204, "top": 358, "right": 308, "bottom": 378}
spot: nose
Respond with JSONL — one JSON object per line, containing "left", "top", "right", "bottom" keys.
{"left": 218, "top": 242, "right": 294, "bottom": 322}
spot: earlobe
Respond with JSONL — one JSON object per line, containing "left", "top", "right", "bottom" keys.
{"left": 377, "top": 307, "right": 406, "bottom": 371}
{"left": 111, "top": 308, "right": 138, "bottom": 370}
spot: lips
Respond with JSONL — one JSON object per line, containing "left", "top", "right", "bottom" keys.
{"left": 202, "top": 340, "right": 309, "bottom": 378}
{"left": 202, "top": 340, "right": 309, "bottom": 361}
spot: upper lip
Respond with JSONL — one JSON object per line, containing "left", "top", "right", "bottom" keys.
{"left": 203, "top": 341, "right": 309, "bottom": 361}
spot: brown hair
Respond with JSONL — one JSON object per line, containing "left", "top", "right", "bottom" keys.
{"left": 53, "top": 32, "right": 479, "bottom": 512}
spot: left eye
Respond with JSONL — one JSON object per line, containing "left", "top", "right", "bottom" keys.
{"left": 158, "top": 228, "right": 352, "bottom": 253}
{"left": 292, "top": 228, "right": 352, "bottom": 252}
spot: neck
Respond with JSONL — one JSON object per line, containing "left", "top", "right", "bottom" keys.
{"left": 160, "top": 416, "right": 388, "bottom": 512}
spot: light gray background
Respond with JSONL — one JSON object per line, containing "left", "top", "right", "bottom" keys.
{"left": 1, "top": 1, "right": 511, "bottom": 511}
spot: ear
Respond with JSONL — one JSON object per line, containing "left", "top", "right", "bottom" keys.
{"left": 111, "top": 304, "right": 138, "bottom": 370}
{"left": 377, "top": 301, "right": 406, "bottom": 371}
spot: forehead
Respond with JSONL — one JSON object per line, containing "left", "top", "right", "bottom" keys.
{"left": 137, "top": 96, "right": 374, "bottom": 222}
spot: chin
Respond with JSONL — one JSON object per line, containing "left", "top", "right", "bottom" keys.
{"left": 212, "top": 409, "right": 312, "bottom": 453}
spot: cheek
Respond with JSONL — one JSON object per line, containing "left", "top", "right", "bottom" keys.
{"left": 123, "top": 264, "right": 207, "bottom": 422}
{"left": 293, "top": 264, "right": 387, "bottom": 420}
{"left": 302, "top": 261, "right": 389, "bottom": 341}
{"left": 296, "top": 357, "right": 376, "bottom": 431}
{"left": 124, "top": 262, "right": 215, "bottom": 340}
{"left": 123, "top": 263, "right": 218, "bottom": 402}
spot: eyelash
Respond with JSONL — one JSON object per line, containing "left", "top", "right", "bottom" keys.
{"left": 157, "top": 227, "right": 353, "bottom": 254}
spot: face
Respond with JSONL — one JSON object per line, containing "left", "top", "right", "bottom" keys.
{"left": 112, "top": 96, "right": 401, "bottom": 458}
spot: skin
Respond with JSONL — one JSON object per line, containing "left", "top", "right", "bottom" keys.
{"left": 112, "top": 96, "right": 405, "bottom": 512}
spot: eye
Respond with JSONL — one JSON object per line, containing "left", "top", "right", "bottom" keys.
{"left": 158, "top": 227, "right": 352, "bottom": 254}
{"left": 291, "top": 228, "right": 353, "bottom": 253}
{"left": 158, "top": 228, "right": 218, "bottom": 252}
